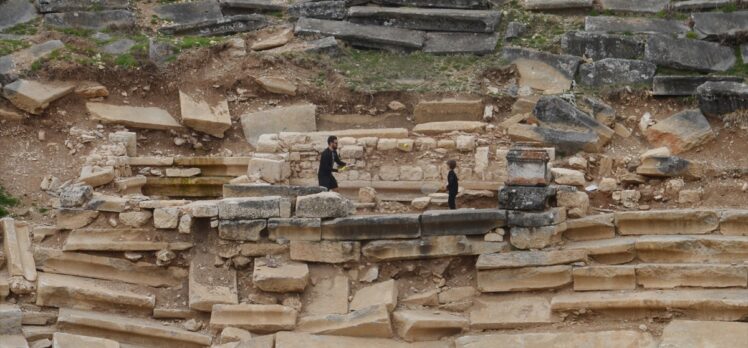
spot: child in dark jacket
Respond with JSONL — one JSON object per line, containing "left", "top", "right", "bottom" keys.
{"left": 446, "top": 160, "right": 458, "bottom": 210}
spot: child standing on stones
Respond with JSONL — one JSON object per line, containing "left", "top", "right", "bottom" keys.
{"left": 447, "top": 159, "right": 458, "bottom": 210}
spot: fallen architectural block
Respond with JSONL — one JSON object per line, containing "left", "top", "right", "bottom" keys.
{"left": 34, "top": 248, "right": 185, "bottom": 287}
{"left": 295, "top": 192, "right": 354, "bottom": 218}
{"left": 294, "top": 17, "right": 425, "bottom": 51}
{"left": 507, "top": 124, "right": 602, "bottom": 154}
{"left": 298, "top": 305, "right": 393, "bottom": 338}
{"left": 2, "top": 219, "right": 36, "bottom": 282}
{"left": 322, "top": 214, "right": 420, "bottom": 240}
{"left": 584, "top": 16, "right": 689, "bottom": 35}
{"left": 2, "top": 80, "right": 75, "bottom": 115}
{"left": 477, "top": 265, "right": 572, "bottom": 292}
{"left": 288, "top": 1, "right": 346, "bottom": 20}
{"left": 392, "top": 310, "right": 468, "bottom": 342}
{"left": 476, "top": 250, "right": 587, "bottom": 270}
{"left": 57, "top": 308, "right": 211, "bottom": 348}
{"left": 645, "top": 35, "right": 735, "bottom": 72}
{"left": 693, "top": 11, "right": 748, "bottom": 40}
{"left": 347, "top": 6, "right": 500, "bottom": 33}
{"left": 44, "top": 10, "right": 136, "bottom": 30}
{"left": 189, "top": 253, "right": 238, "bottom": 311}
{"left": 468, "top": 296, "right": 554, "bottom": 330}
{"left": 561, "top": 31, "right": 643, "bottom": 60}
{"left": 56, "top": 209, "right": 100, "bottom": 230}
{"left": 653, "top": 75, "right": 744, "bottom": 96}
{"left": 290, "top": 240, "right": 360, "bottom": 263}
{"left": 247, "top": 157, "right": 291, "bottom": 183}
{"left": 63, "top": 229, "right": 193, "bottom": 252}
{"left": 210, "top": 304, "right": 298, "bottom": 332}
{"left": 502, "top": 47, "right": 582, "bottom": 94}
{"left": 240, "top": 103, "right": 317, "bottom": 146}
{"left": 572, "top": 266, "right": 636, "bottom": 291}
{"left": 659, "top": 320, "right": 748, "bottom": 348}
{"left": 420, "top": 209, "right": 506, "bottom": 236}
{"left": 36, "top": 273, "right": 155, "bottom": 314}
{"left": 218, "top": 219, "right": 266, "bottom": 241}
{"left": 456, "top": 330, "right": 655, "bottom": 348}
{"left": 350, "top": 279, "right": 398, "bottom": 312}
{"left": 636, "top": 264, "right": 748, "bottom": 289}
{"left": 646, "top": 109, "right": 714, "bottom": 154}
{"left": 87, "top": 103, "right": 183, "bottom": 130}
{"left": 52, "top": 332, "right": 119, "bottom": 348}
{"left": 253, "top": 259, "right": 309, "bottom": 292}
{"left": 697, "top": 81, "right": 748, "bottom": 118}
{"left": 615, "top": 210, "right": 719, "bottom": 235}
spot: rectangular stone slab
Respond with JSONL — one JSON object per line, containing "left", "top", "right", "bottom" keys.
{"left": 268, "top": 218, "right": 322, "bottom": 241}
{"left": 524, "top": 0, "right": 593, "bottom": 9}
{"left": 57, "top": 308, "right": 211, "bottom": 348}
{"left": 719, "top": 209, "right": 748, "bottom": 236}
{"left": 2, "top": 79, "right": 75, "bottom": 115}
{"left": 614, "top": 209, "right": 718, "bottom": 235}
{"left": 659, "top": 320, "right": 748, "bottom": 348}
{"left": 36, "top": 273, "right": 155, "bottom": 314}
{"left": 584, "top": 16, "right": 689, "bottom": 34}
{"left": 223, "top": 184, "right": 327, "bottom": 198}
{"left": 362, "top": 235, "right": 473, "bottom": 261}
{"left": 2, "top": 219, "right": 36, "bottom": 282}
{"left": 322, "top": 214, "right": 421, "bottom": 240}
{"left": 572, "top": 265, "right": 636, "bottom": 291}
{"left": 635, "top": 263, "right": 748, "bottom": 289}
{"left": 652, "top": 75, "right": 744, "bottom": 96}
{"left": 455, "top": 330, "right": 655, "bottom": 348}
{"left": 0, "top": 40, "right": 64, "bottom": 84}
{"left": 476, "top": 250, "right": 587, "bottom": 270}
{"left": 373, "top": 0, "right": 488, "bottom": 9}
{"left": 693, "top": 11, "right": 748, "bottom": 40}
{"left": 347, "top": 6, "right": 501, "bottom": 33}
{"left": 423, "top": 32, "right": 499, "bottom": 55}
{"left": 43, "top": 10, "right": 135, "bottom": 30}
{"left": 413, "top": 98, "right": 484, "bottom": 124}
{"left": 564, "top": 214, "right": 615, "bottom": 241}
{"left": 240, "top": 103, "right": 317, "bottom": 147}
{"left": 295, "top": 17, "right": 425, "bottom": 51}
{"left": 468, "top": 296, "right": 555, "bottom": 330}
{"left": 298, "top": 305, "right": 392, "bottom": 338}
{"left": 290, "top": 240, "right": 360, "bottom": 263}
{"left": 477, "top": 265, "right": 572, "bottom": 292}
{"left": 599, "top": 0, "right": 668, "bottom": 13}
{"left": 63, "top": 229, "right": 193, "bottom": 252}
{"left": 178, "top": 89, "right": 231, "bottom": 138}
{"left": 420, "top": 209, "right": 506, "bottom": 236}
{"left": 644, "top": 35, "right": 735, "bottom": 73}
{"left": 87, "top": 103, "right": 183, "bottom": 130}
{"left": 563, "top": 237, "right": 637, "bottom": 264}
{"left": 36, "top": 0, "right": 130, "bottom": 13}
{"left": 210, "top": 304, "right": 298, "bottom": 332}
{"left": 275, "top": 332, "right": 451, "bottom": 348}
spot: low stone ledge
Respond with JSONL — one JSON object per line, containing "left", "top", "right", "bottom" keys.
{"left": 322, "top": 214, "right": 421, "bottom": 240}
{"left": 420, "top": 209, "right": 506, "bottom": 236}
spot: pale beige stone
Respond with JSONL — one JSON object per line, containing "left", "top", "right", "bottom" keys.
{"left": 551, "top": 168, "right": 585, "bottom": 186}
{"left": 87, "top": 103, "right": 183, "bottom": 130}
{"left": 573, "top": 266, "right": 636, "bottom": 291}
{"left": 660, "top": 320, "right": 748, "bottom": 348}
{"left": 36, "top": 273, "right": 155, "bottom": 313}
{"left": 412, "top": 121, "right": 487, "bottom": 135}
{"left": 564, "top": 214, "right": 615, "bottom": 241}
{"left": 189, "top": 253, "right": 238, "bottom": 312}
{"left": 615, "top": 209, "right": 718, "bottom": 235}
{"left": 455, "top": 330, "right": 655, "bottom": 348}
{"left": 274, "top": 332, "right": 450, "bottom": 348}
{"left": 253, "top": 259, "right": 309, "bottom": 292}
{"left": 252, "top": 28, "right": 294, "bottom": 51}
{"left": 719, "top": 209, "right": 748, "bottom": 236}
{"left": 56, "top": 208, "right": 100, "bottom": 230}
{"left": 477, "top": 266, "right": 572, "bottom": 292}
{"left": 63, "top": 229, "right": 193, "bottom": 252}
{"left": 476, "top": 250, "right": 587, "bottom": 270}
{"left": 179, "top": 90, "right": 231, "bottom": 138}
{"left": 469, "top": 296, "right": 554, "bottom": 330}
{"left": 52, "top": 332, "right": 119, "bottom": 348}
{"left": 350, "top": 279, "right": 398, "bottom": 312}
{"left": 2, "top": 219, "right": 37, "bottom": 282}
{"left": 298, "top": 304, "right": 392, "bottom": 338}
{"left": 304, "top": 276, "right": 349, "bottom": 315}
{"left": 210, "top": 304, "right": 298, "bottom": 332}
{"left": 635, "top": 235, "right": 748, "bottom": 263}
{"left": 636, "top": 264, "right": 748, "bottom": 289}
{"left": 392, "top": 310, "right": 468, "bottom": 342}
{"left": 256, "top": 76, "right": 297, "bottom": 96}
{"left": 2, "top": 80, "right": 75, "bottom": 115}
{"left": 565, "top": 237, "right": 637, "bottom": 264}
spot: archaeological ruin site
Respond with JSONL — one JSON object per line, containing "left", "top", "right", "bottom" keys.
{"left": 3, "top": 0, "right": 748, "bottom": 346}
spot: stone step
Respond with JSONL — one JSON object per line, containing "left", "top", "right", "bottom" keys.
{"left": 614, "top": 210, "right": 719, "bottom": 235}
{"left": 412, "top": 121, "right": 487, "bottom": 134}
{"left": 297, "top": 304, "right": 393, "bottom": 338}
{"left": 347, "top": 6, "right": 501, "bottom": 33}
{"left": 562, "top": 31, "right": 643, "bottom": 61}
{"left": 599, "top": 0, "right": 668, "bottom": 13}
{"left": 223, "top": 184, "right": 326, "bottom": 198}
{"left": 290, "top": 178, "right": 503, "bottom": 193}
{"left": 468, "top": 296, "right": 555, "bottom": 330}
{"left": 129, "top": 156, "right": 251, "bottom": 177}
{"left": 158, "top": 14, "right": 269, "bottom": 36}
{"left": 720, "top": 210, "right": 748, "bottom": 236}
{"left": 456, "top": 330, "right": 655, "bottom": 348}
{"left": 322, "top": 214, "right": 421, "bottom": 240}
{"left": 57, "top": 308, "right": 211, "bottom": 348}
{"left": 551, "top": 289, "right": 748, "bottom": 320}
{"left": 564, "top": 237, "right": 637, "bottom": 264}
{"left": 52, "top": 332, "right": 119, "bottom": 348}
{"left": 524, "top": 0, "right": 593, "bottom": 10}
{"left": 362, "top": 235, "right": 507, "bottom": 261}
{"left": 645, "top": 35, "right": 735, "bottom": 73}
{"left": 219, "top": 0, "right": 289, "bottom": 13}
{"left": 697, "top": 81, "right": 748, "bottom": 118}
{"left": 63, "top": 229, "right": 193, "bottom": 252}
{"left": 423, "top": 32, "right": 500, "bottom": 55}
{"left": 188, "top": 253, "right": 238, "bottom": 312}
{"left": 659, "top": 319, "right": 748, "bottom": 348}
{"left": 86, "top": 103, "right": 183, "bottom": 130}
{"left": 635, "top": 235, "right": 748, "bottom": 263}
{"left": 572, "top": 265, "right": 636, "bottom": 291}
{"left": 295, "top": 17, "right": 425, "bottom": 52}
{"left": 2, "top": 218, "right": 37, "bottom": 282}
{"left": 275, "top": 332, "right": 450, "bottom": 348}
{"left": 564, "top": 214, "right": 615, "bottom": 241}
{"left": 693, "top": 11, "right": 748, "bottom": 40}
{"left": 34, "top": 248, "right": 186, "bottom": 288}
{"left": 36, "top": 273, "right": 155, "bottom": 314}
{"left": 210, "top": 304, "right": 298, "bottom": 332}
{"left": 420, "top": 209, "right": 506, "bottom": 237}
{"left": 43, "top": 10, "right": 136, "bottom": 30}
{"left": 37, "top": 0, "right": 130, "bottom": 13}
{"left": 652, "top": 76, "right": 744, "bottom": 96}
{"left": 153, "top": 0, "right": 223, "bottom": 26}
{"left": 585, "top": 16, "right": 689, "bottom": 35}
{"left": 143, "top": 177, "right": 232, "bottom": 197}
{"left": 289, "top": 240, "right": 360, "bottom": 263}
{"left": 393, "top": 310, "right": 468, "bottom": 342}
{"left": 476, "top": 250, "right": 587, "bottom": 270}
{"left": 635, "top": 263, "right": 748, "bottom": 289}
{"left": 671, "top": 0, "right": 736, "bottom": 11}
{"left": 477, "top": 265, "right": 572, "bottom": 292}
{"left": 372, "top": 0, "right": 488, "bottom": 9}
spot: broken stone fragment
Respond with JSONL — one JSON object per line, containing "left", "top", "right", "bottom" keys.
{"left": 179, "top": 90, "right": 232, "bottom": 138}
{"left": 2, "top": 80, "right": 76, "bottom": 115}
{"left": 59, "top": 185, "right": 93, "bottom": 208}
{"left": 256, "top": 76, "right": 297, "bottom": 96}
{"left": 77, "top": 166, "right": 115, "bottom": 187}
{"left": 253, "top": 258, "right": 309, "bottom": 292}
{"left": 646, "top": 109, "right": 714, "bottom": 154}
{"left": 295, "top": 192, "right": 355, "bottom": 218}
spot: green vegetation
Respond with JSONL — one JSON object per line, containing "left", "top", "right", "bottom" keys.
{"left": 174, "top": 36, "right": 220, "bottom": 50}
{"left": 720, "top": 3, "right": 738, "bottom": 12}
{"left": 2, "top": 21, "right": 38, "bottom": 35}
{"left": 0, "top": 186, "right": 18, "bottom": 218}
{"left": 655, "top": 10, "right": 689, "bottom": 20}
{"left": 721, "top": 47, "right": 748, "bottom": 77}
{"left": 0, "top": 39, "right": 30, "bottom": 56}
{"left": 686, "top": 31, "right": 699, "bottom": 39}
{"left": 58, "top": 27, "right": 95, "bottom": 38}
{"left": 502, "top": 8, "right": 582, "bottom": 52}
{"left": 114, "top": 53, "right": 138, "bottom": 68}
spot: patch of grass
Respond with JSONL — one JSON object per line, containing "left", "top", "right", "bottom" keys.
{"left": 267, "top": 10, "right": 284, "bottom": 18}
{"left": 174, "top": 36, "right": 220, "bottom": 50}
{"left": 502, "top": 8, "right": 582, "bottom": 52}
{"left": 114, "top": 53, "right": 138, "bottom": 68}
{"left": 0, "top": 186, "right": 19, "bottom": 218}
{"left": 720, "top": 3, "right": 738, "bottom": 12}
{"left": 59, "top": 27, "right": 95, "bottom": 38}
{"left": 656, "top": 67, "right": 703, "bottom": 76}
{"left": 720, "top": 47, "right": 748, "bottom": 77}
{"left": 686, "top": 31, "right": 699, "bottom": 39}
{"left": 2, "top": 21, "right": 38, "bottom": 35}
{"left": 0, "top": 39, "right": 30, "bottom": 56}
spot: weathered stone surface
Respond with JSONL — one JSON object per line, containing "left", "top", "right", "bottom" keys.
{"left": 211, "top": 304, "right": 297, "bottom": 332}
{"left": 363, "top": 235, "right": 484, "bottom": 261}
{"left": 56, "top": 209, "right": 99, "bottom": 230}
{"left": 420, "top": 209, "right": 506, "bottom": 236}
{"left": 0, "top": 304, "right": 22, "bottom": 335}
{"left": 218, "top": 197, "right": 281, "bottom": 219}
{"left": 524, "top": 0, "right": 592, "bottom": 9}
{"left": 160, "top": 14, "right": 268, "bottom": 36}
{"left": 289, "top": 1, "right": 346, "bottom": 20}
{"left": 573, "top": 266, "right": 636, "bottom": 291}
{"left": 615, "top": 210, "right": 718, "bottom": 235}
{"left": 413, "top": 98, "right": 483, "bottom": 124}
{"left": 275, "top": 332, "right": 450, "bottom": 348}
{"left": 502, "top": 47, "right": 582, "bottom": 93}
{"left": 551, "top": 168, "right": 586, "bottom": 186}
{"left": 505, "top": 147, "right": 551, "bottom": 186}
{"left": 322, "top": 214, "right": 420, "bottom": 240}
{"left": 36, "top": 272, "right": 155, "bottom": 313}
{"left": 635, "top": 235, "right": 748, "bottom": 263}
{"left": 508, "top": 208, "right": 566, "bottom": 227}
{"left": 102, "top": 38, "right": 135, "bottom": 55}
{"left": 423, "top": 32, "right": 499, "bottom": 55}
{"left": 247, "top": 157, "right": 291, "bottom": 183}
{"left": 268, "top": 218, "right": 322, "bottom": 241}
{"left": 659, "top": 320, "right": 748, "bottom": 348}
{"left": 671, "top": 0, "right": 735, "bottom": 11}
{"left": 87, "top": 103, "right": 182, "bottom": 130}
{"left": 0, "top": 0, "right": 37, "bottom": 31}
{"left": 2, "top": 220, "right": 36, "bottom": 282}
{"left": 456, "top": 330, "right": 655, "bottom": 348}
{"left": 59, "top": 185, "right": 93, "bottom": 208}
{"left": 693, "top": 11, "right": 748, "bottom": 40}
{"left": 564, "top": 214, "right": 615, "bottom": 241}
{"left": 498, "top": 185, "right": 555, "bottom": 211}
{"left": 218, "top": 219, "right": 267, "bottom": 241}
{"left": 350, "top": 279, "right": 398, "bottom": 312}
{"left": 290, "top": 241, "right": 360, "bottom": 263}
{"left": 697, "top": 81, "right": 748, "bottom": 118}
{"left": 561, "top": 31, "right": 643, "bottom": 60}
{"left": 304, "top": 276, "right": 349, "bottom": 315}
{"left": 565, "top": 237, "right": 637, "bottom": 264}
{"left": 720, "top": 210, "right": 748, "bottom": 236}
{"left": 35, "top": 248, "right": 185, "bottom": 287}
{"left": 253, "top": 259, "right": 309, "bottom": 292}
{"left": 2, "top": 80, "right": 75, "bottom": 115}
{"left": 653, "top": 75, "right": 744, "bottom": 97}
{"left": 599, "top": 0, "right": 668, "bottom": 12}
{"left": 0, "top": 40, "right": 64, "bottom": 84}
{"left": 584, "top": 16, "right": 688, "bottom": 35}
{"left": 468, "top": 296, "right": 554, "bottom": 330}
{"left": 509, "top": 224, "right": 566, "bottom": 249}
{"left": 636, "top": 264, "right": 747, "bottom": 289}
{"left": 412, "top": 121, "right": 486, "bottom": 134}
{"left": 298, "top": 305, "right": 392, "bottom": 338}
{"left": 37, "top": 0, "right": 129, "bottom": 12}
{"left": 252, "top": 28, "right": 294, "bottom": 51}
{"left": 224, "top": 184, "right": 326, "bottom": 198}
{"left": 507, "top": 124, "right": 602, "bottom": 154}
{"left": 646, "top": 109, "right": 714, "bottom": 154}
{"left": 393, "top": 310, "right": 467, "bottom": 342}
{"left": 348, "top": 6, "right": 501, "bottom": 33}
{"left": 153, "top": 207, "right": 179, "bottom": 229}
{"left": 52, "top": 332, "right": 119, "bottom": 348}
{"left": 476, "top": 250, "right": 587, "bottom": 270}
{"left": 295, "top": 192, "right": 354, "bottom": 218}
{"left": 44, "top": 10, "right": 135, "bottom": 30}
{"left": 63, "top": 228, "right": 192, "bottom": 252}
{"left": 295, "top": 17, "right": 425, "bottom": 51}
{"left": 57, "top": 308, "right": 211, "bottom": 348}
{"left": 220, "top": 0, "right": 289, "bottom": 13}
{"left": 373, "top": 0, "right": 487, "bottom": 8}
{"left": 153, "top": 0, "right": 222, "bottom": 24}
{"left": 178, "top": 90, "right": 231, "bottom": 138}
{"left": 477, "top": 265, "right": 572, "bottom": 292}
{"left": 645, "top": 35, "right": 735, "bottom": 72}
{"left": 533, "top": 96, "right": 614, "bottom": 143}
{"left": 240, "top": 103, "right": 316, "bottom": 147}
{"left": 636, "top": 156, "right": 702, "bottom": 179}
{"left": 189, "top": 253, "right": 238, "bottom": 312}
{"left": 578, "top": 58, "right": 655, "bottom": 87}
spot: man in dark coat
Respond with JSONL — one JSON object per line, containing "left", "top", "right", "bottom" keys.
{"left": 446, "top": 159, "right": 458, "bottom": 210}
{"left": 318, "top": 136, "right": 347, "bottom": 191}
